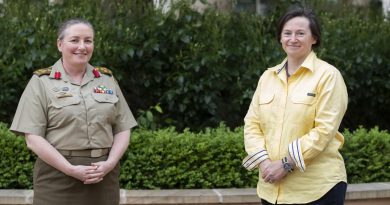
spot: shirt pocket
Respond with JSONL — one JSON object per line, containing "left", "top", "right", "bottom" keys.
{"left": 258, "top": 92, "right": 275, "bottom": 130}
{"left": 91, "top": 93, "right": 118, "bottom": 124}
{"left": 291, "top": 92, "right": 317, "bottom": 105}
{"left": 290, "top": 92, "right": 317, "bottom": 126}
{"left": 51, "top": 96, "right": 81, "bottom": 108}
{"left": 259, "top": 92, "right": 275, "bottom": 105}
{"left": 92, "top": 93, "right": 119, "bottom": 104}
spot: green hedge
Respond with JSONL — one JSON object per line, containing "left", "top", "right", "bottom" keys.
{"left": 342, "top": 127, "right": 390, "bottom": 183}
{"left": 0, "top": 123, "right": 35, "bottom": 189}
{"left": 1, "top": 122, "right": 389, "bottom": 189}
{"left": 0, "top": 0, "right": 389, "bottom": 131}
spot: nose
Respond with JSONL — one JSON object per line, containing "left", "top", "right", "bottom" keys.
{"left": 77, "top": 41, "right": 87, "bottom": 50}
{"left": 291, "top": 34, "right": 298, "bottom": 42}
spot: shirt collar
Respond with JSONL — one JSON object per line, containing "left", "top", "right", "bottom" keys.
{"left": 50, "top": 59, "right": 69, "bottom": 82}
{"left": 269, "top": 51, "right": 317, "bottom": 74}
{"left": 300, "top": 51, "right": 316, "bottom": 72}
{"left": 50, "top": 58, "right": 95, "bottom": 85}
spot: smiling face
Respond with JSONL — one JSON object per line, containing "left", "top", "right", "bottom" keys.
{"left": 57, "top": 23, "right": 94, "bottom": 68}
{"left": 280, "top": 16, "right": 317, "bottom": 60}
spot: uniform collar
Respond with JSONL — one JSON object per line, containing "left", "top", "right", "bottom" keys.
{"left": 50, "top": 59, "right": 95, "bottom": 86}
{"left": 269, "top": 51, "right": 317, "bottom": 74}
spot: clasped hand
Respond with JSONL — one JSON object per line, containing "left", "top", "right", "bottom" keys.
{"left": 260, "top": 159, "right": 288, "bottom": 184}
{"left": 68, "top": 161, "right": 114, "bottom": 184}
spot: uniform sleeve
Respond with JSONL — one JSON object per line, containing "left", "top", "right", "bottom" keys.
{"left": 112, "top": 78, "right": 138, "bottom": 134}
{"left": 288, "top": 69, "right": 348, "bottom": 172}
{"left": 10, "top": 75, "right": 48, "bottom": 137}
{"left": 242, "top": 77, "right": 269, "bottom": 171}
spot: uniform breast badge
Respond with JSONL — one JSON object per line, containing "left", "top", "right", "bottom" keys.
{"left": 94, "top": 85, "right": 113, "bottom": 94}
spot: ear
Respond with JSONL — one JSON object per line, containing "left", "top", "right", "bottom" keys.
{"left": 312, "top": 36, "right": 317, "bottom": 45}
{"left": 57, "top": 39, "right": 62, "bottom": 52}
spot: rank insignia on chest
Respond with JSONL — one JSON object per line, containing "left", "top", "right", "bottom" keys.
{"left": 94, "top": 85, "right": 113, "bottom": 94}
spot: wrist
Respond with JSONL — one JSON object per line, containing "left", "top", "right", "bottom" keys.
{"left": 64, "top": 164, "right": 75, "bottom": 176}
{"left": 105, "top": 159, "right": 117, "bottom": 170}
{"left": 282, "top": 156, "right": 294, "bottom": 173}
{"left": 259, "top": 159, "right": 271, "bottom": 170}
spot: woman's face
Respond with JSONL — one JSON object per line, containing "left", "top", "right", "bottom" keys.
{"left": 280, "top": 16, "right": 316, "bottom": 60}
{"left": 57, "top": 23, "right": 94, "bottom": 67}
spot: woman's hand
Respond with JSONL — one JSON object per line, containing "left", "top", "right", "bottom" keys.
{"left": 66, "top": 165, "right": 103, "bottom": 183}
{"left": 81, "top": 130, "right": 131, "bottom": 184}
{"left": 81, "top": 161, "right": 115, "bottom": 184}
{"left": 261, "top": 160, "right": 288, "bottom": 184}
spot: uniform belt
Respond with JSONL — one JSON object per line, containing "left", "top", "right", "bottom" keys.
{"left": 58, "top": 148, "right": 110, "bottom": 158}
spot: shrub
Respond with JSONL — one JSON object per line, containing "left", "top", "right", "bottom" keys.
{"left": 120, "top": 124, "right": 257, "bottom": 189}
{"left": 0, "top": 123, "right": 35, "bottom": 189}
{"left": 1, "top": 122, "right": 389, "bottom": 189}
{"left": 342, "top": 127, "right": 390, "bottom": 183}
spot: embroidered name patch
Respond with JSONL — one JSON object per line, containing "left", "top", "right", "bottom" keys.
{"left": 307, "top": 93, "right": 316, "bottom": 97}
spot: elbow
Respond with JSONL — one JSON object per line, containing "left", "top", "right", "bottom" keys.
{"left": 24, "top": 135, "right": 36, "bottom": 151}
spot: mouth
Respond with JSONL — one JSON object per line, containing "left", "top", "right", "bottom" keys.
{"left": 74, "top": 53, "right": 88, "bottom": 56}
{"left": 287, "top": 45, "right": 301, "bottom": 49}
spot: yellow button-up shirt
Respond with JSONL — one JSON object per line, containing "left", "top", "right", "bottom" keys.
{"left": 242, "top": 51, "right": 348, "bottom": 204}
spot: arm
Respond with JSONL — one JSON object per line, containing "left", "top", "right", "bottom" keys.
{"left": 25, "top": 133, "right": 97, "bottom": 182}
{"left": 242, "top": 78, "right": 270, "bottom": 171}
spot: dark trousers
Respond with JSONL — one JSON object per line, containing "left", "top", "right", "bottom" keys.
{"left": 261, "top": 182, "right": 347, "bottom": 205}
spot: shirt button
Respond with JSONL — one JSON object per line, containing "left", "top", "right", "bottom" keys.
{"left": 88, "top": 122, "right": 91, "bottom": 126}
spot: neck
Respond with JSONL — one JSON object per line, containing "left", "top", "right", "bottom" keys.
{"left": 286, "top": 59, "right": 302, "bottom": 75}
{"left": 286, "top": 52, "right": 311, "bottom": 75}
{"left": 61, "top": 60, "right": 87, "bottom": 84}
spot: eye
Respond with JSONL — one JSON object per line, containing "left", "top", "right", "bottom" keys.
{"left": 297, "top": 32, "right": 305, "bottom": 36}
{"left": 283, "top": 31, "right": 292, "bottom": 36}
{"left": 69, "top": 39, "right": 79, "bottom": 43}
{"left": 85, "top": 39, "right": 93, "bottom": 44}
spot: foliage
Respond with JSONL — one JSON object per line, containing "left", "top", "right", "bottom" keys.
{"left": 0, "top": 0, "right": 389, "bottom": 130}
{"left": 342, "top": 127, "right": 390, "bottom": 183}
{"left": 1, "top": 122, "right": 389, "bottom": 189}
{"left": 319, "top": 13, "right": 390, "bottom": 130}
{"left": 0, "top": 123, "right": 35, "bottom": 189}
{"left": 120, "top": 124, "right": 257, "bottom": 189}
{"left": 136, "top": 103, "right": 164, "bottom": 130}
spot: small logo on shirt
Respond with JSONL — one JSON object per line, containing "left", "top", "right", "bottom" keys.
{"left": 307, "top": 93, "right": 316, "bottom": 97}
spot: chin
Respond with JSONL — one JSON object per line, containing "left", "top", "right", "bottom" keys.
{"left": 74, "top": 56, "right": 90, "bottom": 62}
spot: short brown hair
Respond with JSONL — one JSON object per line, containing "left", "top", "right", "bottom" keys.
{"left": 277, "top": 7, "right": 321, "bottom": 48}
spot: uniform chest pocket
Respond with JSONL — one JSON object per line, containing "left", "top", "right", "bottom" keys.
{"left": 92, "top": 93, "right": 118, "bottom": 104}
{"left": 291, "top": 93, "right": 317, "bottom": 105}
{"left": 259, "top": 92, "right": 275, "bottom": 105}
{"left": 51, "top": 96, "right": 81, "bottom": 108}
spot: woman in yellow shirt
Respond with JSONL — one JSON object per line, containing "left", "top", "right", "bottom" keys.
{"left": 243, "top": 7, "right": 348, "bottom": 205}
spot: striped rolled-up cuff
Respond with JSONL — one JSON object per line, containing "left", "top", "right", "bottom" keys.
{"left": 288, "top": 139, "right": 306, "bottom": 172}
{"left": 242, "top": 150, "right": 269, "bottom": 171}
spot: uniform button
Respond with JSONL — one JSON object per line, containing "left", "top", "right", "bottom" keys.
{"left": 88, "top": 122, "right": 91, "bottom": 126}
